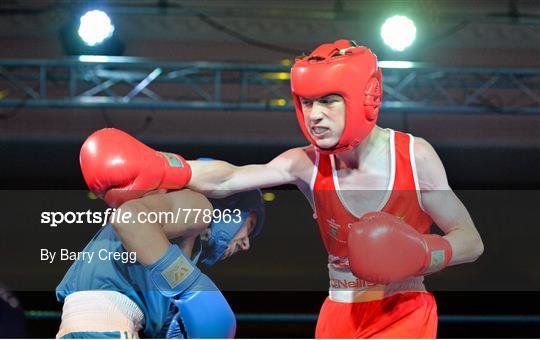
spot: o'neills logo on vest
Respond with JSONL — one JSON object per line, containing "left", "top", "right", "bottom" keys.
{"left": 328, "top": 263, "right": 376, "bottom": 291}
{"left": 327, "top": 218, "right": 341, "bottom": 238}
{"left": 330, "top": 277, "right": 374, "bottom": 289}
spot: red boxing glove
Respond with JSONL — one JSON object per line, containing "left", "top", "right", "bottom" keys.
{"left": 80, "top": 128, "right": 191, "bottom": 208}
{"left": 348, "top": 211, "right": 452, "bottom": 285}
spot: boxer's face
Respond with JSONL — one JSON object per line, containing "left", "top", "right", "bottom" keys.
{"left": 221, "top": 212, "right": 257, "bottom": 260}
{"left": 300, "top": 94, "right": 345, "bottom": 149}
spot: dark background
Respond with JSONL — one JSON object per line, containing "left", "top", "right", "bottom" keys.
{"left": 0, "top": 0, "right": 539, "bottom": 338}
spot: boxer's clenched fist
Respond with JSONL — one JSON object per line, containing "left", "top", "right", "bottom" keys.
{"left": 80, "top": 128, "right": 191, "bottom": 207}
{"left": 348, "top": 211, "right": 452, "bottom": 284}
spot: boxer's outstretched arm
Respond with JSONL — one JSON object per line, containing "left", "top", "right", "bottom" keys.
{"left": 414, "top": 138, "right": 484, "bottom": 265}
{"left": 188, "top": 148, "right": 304, "bottom": 198}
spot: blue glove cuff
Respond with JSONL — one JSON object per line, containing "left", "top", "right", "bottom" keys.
{"left": 146, "top": 244, "right": 201, "bottom": 298}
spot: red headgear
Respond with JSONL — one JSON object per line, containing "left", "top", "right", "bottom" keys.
{"left": 291, "top": 40, "right": 383, "bottom": 154}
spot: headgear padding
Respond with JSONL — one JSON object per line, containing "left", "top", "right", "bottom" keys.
{"left": 291, "top": 39, "right": 383, "bottom": 154}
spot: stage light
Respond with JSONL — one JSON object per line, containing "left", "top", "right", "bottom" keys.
{"left": 380, "top": 15, "right": 416, "bottom": 52}
{"left": 262, "top": 72, "right": 290, "bottom": 80}
{"left": 78, "top": 10, "right": 115, "bottom": 46}
{"left": 269, "top": 99, "right": 287, "bottom": 106}
{"left": 59, "top": 8, "right": 124, "bottom": 56}
{"left": 263, "top": 192, "right": 276, "bottom": 202}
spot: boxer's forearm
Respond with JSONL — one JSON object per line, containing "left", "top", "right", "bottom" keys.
{"left": 112, "top": 200, "right": 171, "bottom": 266}
{"left": 443, "top": 227, "right": 484, "bottom": 266}
{"left": 111, "top": 190, "right": 211, "bottom": 265}
{"left": 189, "top": 161, "right": 290, "bottom": 197}
{"left": 172, "top": 236, "right": 196, "bottom": 259}
{"left": 421, "top": 190, "right": 484, "bottom": 267}
{"left": 187, "top": 160, "right": 237, "bottom": 197}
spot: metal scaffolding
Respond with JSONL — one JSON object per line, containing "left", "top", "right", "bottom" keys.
{"left": 0, "top": 57, "right": 538, "bottom": 114}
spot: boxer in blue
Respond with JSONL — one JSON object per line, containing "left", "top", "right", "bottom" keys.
{"left": 56, "top": 189, "right": 264, "bottom": 339}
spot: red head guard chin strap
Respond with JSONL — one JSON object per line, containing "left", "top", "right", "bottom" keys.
{"left": 290, "top": 39, "right": 383, "bottom": 154}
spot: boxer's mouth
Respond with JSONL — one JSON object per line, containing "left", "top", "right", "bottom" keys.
{"left": 312, "top": 126, "right": 329, "bottom": 136}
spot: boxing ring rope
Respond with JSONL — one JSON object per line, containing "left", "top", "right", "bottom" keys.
{"left": 0, "top": 58, "right": 538, "bottom": 114}
{"left": 24, "top": 310, "right": 540, "bottom": 324}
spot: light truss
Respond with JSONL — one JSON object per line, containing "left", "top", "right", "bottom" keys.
{"left": 0, "top": 57, "right": 538, "bottom": 114}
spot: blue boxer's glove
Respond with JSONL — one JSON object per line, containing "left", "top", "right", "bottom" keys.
{"left": 166, "top": 274, "right": 236, "bottom": 339}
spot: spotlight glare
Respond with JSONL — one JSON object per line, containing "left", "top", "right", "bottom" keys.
{"left": 269, "top": 99, "right": 287, "bottom": 106}
{"left": 78, "top": 10, "right": 115, "bottom": 47}
{"left": 378, "top": 60, "right": 415, "bottom": 69}
{"left": 380, "top": 15, "right": 416, "bottom": 52}
{"left": 263, "top": 192, "right": 275, "bottom": 202}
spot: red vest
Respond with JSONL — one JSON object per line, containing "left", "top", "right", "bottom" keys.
{"left": 312, "top": 130, "right": 433, "bottom": 258}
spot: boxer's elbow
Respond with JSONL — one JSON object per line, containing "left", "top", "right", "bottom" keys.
{"left": 183, "top": 195, "right": 213, "bottom": 236}
{"left": 448, "top": 228, "right": 484, "bottom": 265}
{"left": 463, "top": 231, "right": 484, "bottom": 263}
{"left": 470, "top": 236, "right": 484, "bottom": 262}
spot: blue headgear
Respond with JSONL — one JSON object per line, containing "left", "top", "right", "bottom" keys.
{"left": 196, "top": 158, "right": 265, "bottom": 266}
{"left": 200, "top": 190, "right": 265, "bottom": 266}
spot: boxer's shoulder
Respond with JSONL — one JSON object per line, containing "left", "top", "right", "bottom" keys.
{"left": 412, "top": 137, "right": 450, "bottom": 190}
{"left": 299, "top": 144, "right": 318, "bottom": 163}
{"left": 412, "top": 136, "right": 438, "bottom": 169}
{"left": 267, "top": 146, "right": 316, "bottom": 186}
{"left": 288, "top": 146, "right": 318, "bottom": 180}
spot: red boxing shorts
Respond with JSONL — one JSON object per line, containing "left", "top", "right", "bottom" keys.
{"left": 315, "top": 292, "right": 437, "bottom": 339}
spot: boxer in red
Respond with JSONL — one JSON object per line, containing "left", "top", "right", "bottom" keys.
{"left": 81, "top": 40, "right": 484, "bottom": 338}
